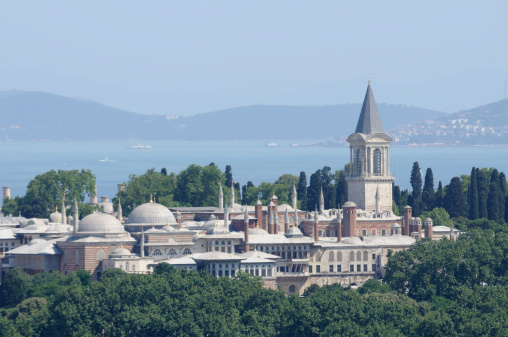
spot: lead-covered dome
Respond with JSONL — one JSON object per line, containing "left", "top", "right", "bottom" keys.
{"left": 126, "top": 203, "right": 177, "bottom": 225}
{"left": 78, "top": 213, "right": 126, "bottom": 234}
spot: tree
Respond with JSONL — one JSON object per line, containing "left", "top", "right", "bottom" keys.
{"left": 410, "top": 162, "right": 423, "bottom": 216}
{"left": 160, "top": 168, "right": 167, "bottom": 176}
{"left": 225, "top": 165, "right": 233, "bottom": 188}
{"left": 468, "top": 167, "right": 479, "bottom": 220}
{"left": 321, "top": 166, "right": 336, "bottom": 209}
{"left": 306, "top": 170, "right": 321, "bottom": 211}
{"left": 444, "top": 177, "right": 467, "bottom": 218}
{"left": 1, "top": 197, "right": 18, "bottom": 216}
{"left": 297, "top": 172, "right": 307, "bottom": 210}
{"left": 487, "top": 169, "right": 502, "bottom": 222}
{"left": 435, "top": 181, "right": 444, "bottom": 208}
{"left": 335, "top": 170, "right": 348, "bottom": 208}
{"left": 477, "top": 168, "right": 489, "bottom": 219}
{"left": 422, "top": 207, "right": 451, "bottom": 227}
{"left": 422, "top": 168, "right": 435, "bottom": 211}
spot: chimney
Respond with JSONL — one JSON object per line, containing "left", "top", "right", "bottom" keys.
{"left": 403, "top": 206, "right": 412, "bottom": 236}
{"left": 117, "top": 184, "right": 125, "bottom": 192}
{"left": 424, "top": 217, "right": 433, "bottom": 240}
{"left": 244, "top": 206, "right": 250, "bottom": 252}
{"left": 255, "top": 199, "right": 263, "bottom": 230}
{"left": 415, "top": 217, "right": 422, "bottom": 239}
{"left": 90, "top": 185, "right": 98, "bottom": 205}
{"left": 101, "top": 196, "right": 109, "bottom": 203}
{"left": 176, "top": 210, "right": 182, "bottom": 229}
{"left": 342, "top": 202, "right": 357, "bottom": 237}
{"left": 2, "top": 187, "right": 10, "bottom": 200}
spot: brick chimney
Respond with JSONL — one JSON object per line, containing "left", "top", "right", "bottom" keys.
{"left": 403, "top": 206, "right": 412, "bottom": 236}
{"left": 342, "top": 202, "right": 357, "bottom": 237}
{"left": 424, "top": 217, "right": 433, "bottom": 240}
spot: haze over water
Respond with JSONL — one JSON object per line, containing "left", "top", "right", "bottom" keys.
{"left": 1, "top": 140, "right": 507, "bottom": 204}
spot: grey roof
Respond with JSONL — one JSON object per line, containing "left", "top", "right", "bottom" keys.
{"left": 78, "top": 213, "right": 126, "bottom": 234}
{"left": 126, "top": 203, "right": 177, "bottom": 225}
{"left": 7, "top": 238, "right": 64, "bottom": 255}
{"left": 355, "top": 84, "right": 384, "bottom": 135}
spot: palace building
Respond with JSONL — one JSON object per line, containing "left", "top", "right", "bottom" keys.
{"left": 0, "top": 82, "right": 459, "bottom": 295}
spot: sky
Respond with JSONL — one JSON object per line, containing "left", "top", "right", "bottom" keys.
{"left": 1, "top": 1, "right": 507, "bottom": 116}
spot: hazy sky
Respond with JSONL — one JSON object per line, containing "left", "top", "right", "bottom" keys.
{"left": 1, "top": 1, "right": 507, "bottom": 115}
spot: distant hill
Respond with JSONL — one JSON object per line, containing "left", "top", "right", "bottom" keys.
{"left": 0, "top": 90, "right": 445, "bottom": 141}
{"left": 390, "top": 98, "right": 508, "bottom": 146}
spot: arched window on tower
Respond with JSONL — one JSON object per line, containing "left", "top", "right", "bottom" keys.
{"left": 373, "top": 148, "right": 382, "bottom": 175}
{"left": 356, "top": 149, "right": 363, "bottom": 175}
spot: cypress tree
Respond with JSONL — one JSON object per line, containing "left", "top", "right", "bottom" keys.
{"left": 336, "top": 170, "right": 348, "bottom": 207}
{"left": 468, "top": 167, "right": 479, "bottom": 220}
{"left": 477, "top": 168, "right": 489, "bottom": 219}
{"left": 393, "top": 184, "right": 401, "bottom": 209}
{"left": 444, "top": 177, "right": 467, "bottom": 218}
{"left": 321, "top": 166, "right": 336, "bottom": 210}
{"left": 297, "top": 171, "right": 307, "bottom": 209}
{"left": 435, "top": 181, "right": 444, "bottom": 208}
{"left": 410, "top": 162, "right": 423, "bottom": 216}
{"left": 306, "top": 171, "right": 321, "bottom": 211}
{"left": 225, "top": 165, "right": 233, "bottom": 188}
{"left": 499, "top": 172, "right": 506, "bottom": 219}
{"left": 422, "top": 168, "right": 435, "bottom": 211}
{"left": 487, "top": 169, "right": 502, "bottom": 221}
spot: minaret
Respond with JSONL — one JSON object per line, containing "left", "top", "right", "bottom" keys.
{"left": 284, "top": 208, "right": 289, "bottom": 233}
{"left": 375, "top": 186, "right": 380, "bottom": 214}
{"left": 176, "top": 210, "right": 182, "bottom": 229}
{"left": 224, "top": 203, "right": 229, "bottom": 228}
{"left": 268, "top": 209, "right": 274, "bottom": 234}
{"left": 218, "top": 181, "right": 224, "bottom": 210}
{"left": 72, "top": 197, "right": 79, "bottom": 234}
{"left": 117, "top": 198, "right": 123, "bottom": 222}
{"left": 229, "top": 181, "right": 235, "bottom": 206}
{"left": 337, "top": 206, "right": 342, "bottom": 243}
{"left": 293, "top": 208, "right": 298, "bottom": 227}
{"left": 450, "top": 221, "right": 454, "bottom": 241}
{"left": 140, "top": 226, "right": 145, "bottom": 257}
{"left": 61, "top": 197, "right": 66, "bottom": 225}
{"left": 313, "top": 207, "right": 319, "bottom": 242}
{"left": 319, "top": 187, "right": 325, "bottom": 213}
{"left": 292, "top": 182, "right": 297, "bottom": 210}
{"left": 244, "top": 206, "right": 250, "bottom": 252}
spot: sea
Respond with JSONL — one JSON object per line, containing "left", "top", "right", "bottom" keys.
{"left": 1, "top": 140, "right": 507, "bottom": 203}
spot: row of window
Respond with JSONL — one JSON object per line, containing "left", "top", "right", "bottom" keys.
{"left": 0, "top": 241, "right": 15, "bottom": 247}
{"left": 152, "top": 248, "right": 192, "bottom": 256}
{"left": 312, "top": 251, "right": 376, "bottom": 262}
{"left": 309, "top": 264, "right": 377, "bottom": 273}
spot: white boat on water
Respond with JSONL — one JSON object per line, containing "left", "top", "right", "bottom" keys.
{"left": 290, "top": 143, "right": 298, "bottom": 147}
{"left": 266, "top": 142, "right": 278, "bottom": 147}
{"left": 99, "top": 157, "right": 113, "bottom": 162}
{"left": 129, "top": 144, "right": 152, "bottom": 149}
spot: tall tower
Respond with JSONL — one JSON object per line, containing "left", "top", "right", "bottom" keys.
{"left": 345, "top": 79, "right": 394, "bottom": 212}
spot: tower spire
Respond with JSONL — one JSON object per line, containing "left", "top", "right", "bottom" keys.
{"left": 355, "top": 81, "right": 384, "bottom": 135}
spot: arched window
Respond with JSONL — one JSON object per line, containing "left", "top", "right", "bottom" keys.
{"left": 153, "top": 249, "right": 162, "bottom": 256}
{"left": 63, "top": 250, "right": 68, "bottom": 265}
{"left": 183, "top": 248, "right": 191, "bottom": 255}
{"left": 97, "top": 249, "right": 105, "bottom": 261}
{"left": 316, "top": 252, "right": 322, "bottom": 262}
{"left": 75, "top": 250, "right": 80, "bottom": 266}
{"left": 289, "top": 285, "right": 297, "bottom": 294}
{"left": 350, "top": 251, "right": 355, "bottom": 262}
{"left": 363, "top": 251, "right": 368, "bottom": 261}
{"left": 373, "top": 148, "right": 382, "bottom": 175}
{"left": 170, "top": 249, "right": 177, "bottom": 256}
{"left": 337, "top": 252, "right": 342, "bottom": 262}
{"left": 356, "top": 149, "right": 362, "bottom": 175}
{"left": 356, "top": 251, "right": 362, "bottom": 261}
{"left": 329, "top": 251, "right": 334, "bottom": 262}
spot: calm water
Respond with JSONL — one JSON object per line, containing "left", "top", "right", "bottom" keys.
{"left": 1, "top": 140, "right": 507, "bottom": 203}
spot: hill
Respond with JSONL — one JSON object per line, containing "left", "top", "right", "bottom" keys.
{"left": 391, "top": 98, "right": 508, "bottom": 146}
{"left": 0, "top": 90, "right": 445, "bottom": 141}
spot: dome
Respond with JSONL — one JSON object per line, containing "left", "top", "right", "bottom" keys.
{"left": 110, "top": 247, "right": 133, "bottom": 257}
{"left": 162, "top": 225, "right": 175, "bottom": 232}
{"left": 342, "top": 237, "right": 363, "bottom": 245}
{"left": 28, "top": 238, "right": 46, "bottom": 246}
{"left": 343, "top": 201, "right": 357, "bottom": 208}
{"left": 25, "top": 218, "right": 48, "bottom": 230}
{"left": 126, "top": 203, "right": 177, "bottom": 225}
{"left": 248, "top": 227, "right": 269, "bottom": 235}
{"left": 391, "top": 223, "right": 401, "bottom": 228}
{"left": 207, "top": 225, "right": 230, "bottom": 235}
{"left": 285, "top": 226, "right": 303, "bottom": 238}
{"left": 78, "top": 213, "right": 126, "bottom": 234}
{"left": 49, "top": 212, "right": 62, "bottom": 223}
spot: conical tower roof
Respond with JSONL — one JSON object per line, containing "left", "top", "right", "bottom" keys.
{"left": 355, "top": 81, "right": 384, "bottom": 135}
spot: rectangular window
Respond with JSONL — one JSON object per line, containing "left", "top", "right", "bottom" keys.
{"left": 225, "top": 270, "right": 229, "bottom": 277}
{"left": 218, "top": 270, "right": 223, "bottom": 277}
{"left": 372, "top": 264, "right": 376, "bottom": 272}
{"left": 382, "top": 229, "right": 386, "bottom": 236}
{"left": 262, "top": 269, "right": 266, "bottom": 277}
{"left": 309, "top": 265, "right": 313, "bottom": 273}
{"left": 329, "top": 265, "right": 334, "bottom": 273}
{"left": 372, "top": 254, "right": 376, "bottom": 260}
{"left": 337, "top": 265, "right": 342, "bottom": 272}
{"left": 362, "top": 230, "right": 367, "bottom": 236}
{"left": 268, "top": 269, "right": 272, "bottom": 277}
{"left": 357, "top": 264, "right": 361, "bottom": 272}
{"left": 316, "top": 265, "right": 321, "bottom": 273}
{"left": 350, "top": 264, "right": 354, "bottom": 272}
{"left": 363, "top": 264, "right": 368, "bottom": 272}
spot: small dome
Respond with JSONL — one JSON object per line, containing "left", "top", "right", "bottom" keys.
{"left": 248, "top": 227, "right": 269, "bottom": 235}
{"left": 285, "top": 226, "right": 303, "bottom": 238}
{"left": 342, "top": 201, "right": 357, "bottom": 208}
{"left": 404, "top": 205, "right": 412, "bottom": 209}
{"left": 78, "top": 213, "right": 126, "bottom": 234}
{"left": 126, "top": 203, "right": 177, "bottom": 225}
{"left": 25, "top": 218, "right": 48, "bottom": 231}
{"left": 425, "top": 217, "right": 433, "bottom": 222}
{"left": 162, "top": 225, "right": 175, "bottom": 232}
{"left": 391, "top": 223, "right": 401, "bottom": 228}
{"left": 207, "top": 225, "right": 230, "bottom": 235}
{"left": 342, "top": 237, "right": 363, "bottom": 245}
{"left": 110, "top": 247, "right": 132, "bottom": 257}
